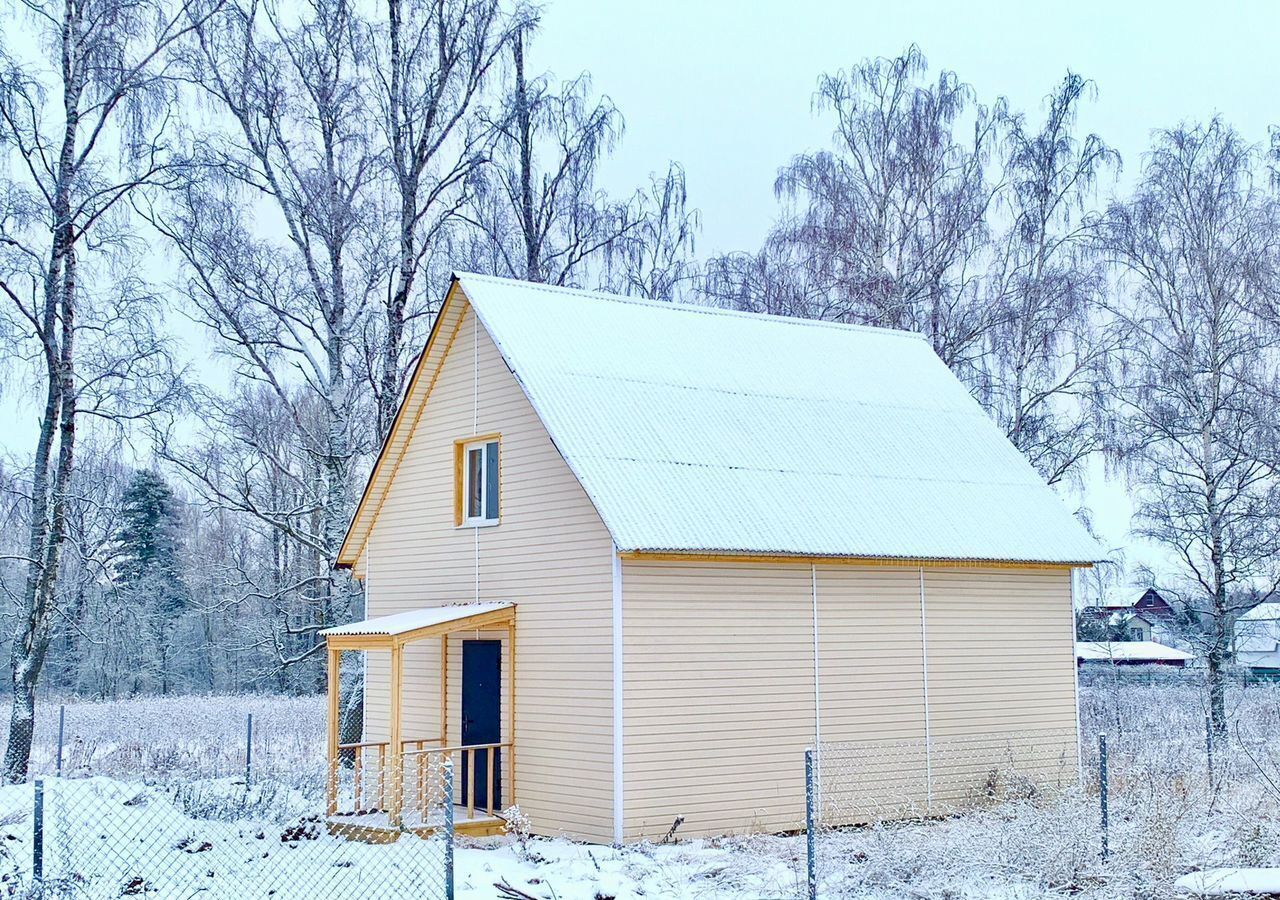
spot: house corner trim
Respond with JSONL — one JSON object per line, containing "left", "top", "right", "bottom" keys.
{"left": 611, "top": 542, "right": 624, "bottom": 844}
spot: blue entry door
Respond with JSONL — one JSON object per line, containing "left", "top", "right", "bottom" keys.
{"left": 461, "top": 639, "right": 502, "bottom": 811}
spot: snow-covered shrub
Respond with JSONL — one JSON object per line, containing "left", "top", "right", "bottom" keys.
{"left": 169, "top": 778, "right": 311, "bottom": 824}
{"left": 502, "top": 804, "right": 541, "bottom": 862}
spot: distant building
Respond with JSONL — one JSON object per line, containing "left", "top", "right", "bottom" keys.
{"left": 1120, "top": 612, "right": 1156, "bottom": 642}
{"left": 1081, "top": 589, "right": 1176, "bottom": 643}
{"left": 1130, "top": 588, "right": 1176, "bottom": 619}
{"left": 1233, "top": 602, "right": 1280, "bottom": 680}
{"left": 1077, "top": 641, "right": 1194, "bottom": 668}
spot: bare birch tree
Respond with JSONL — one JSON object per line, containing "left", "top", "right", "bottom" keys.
{"left": 601, "top": 163, "right": 700, "bottom": 301}
{"left": 979, "top": 74, "right": 1121, "bottom": 485}
{"left": 148, "top": 0, "right": 378, "bottom": 687}
{"left": 760, "top": 45, "right": 1003, "bottom": 379}
{"left": 702, "top": 239, "right": 829, "bottom": 317}
{"left": 1102, "top": 120, "right": 1280, "bottom": 735}
{"left": 0, "top": 0, "right": 206, "bottom": 780}
{"left": 366, "top": 0, "right": 530, "bottom": 439}
{"left": 462, "top": 26, "right": 639, "bottom": 286}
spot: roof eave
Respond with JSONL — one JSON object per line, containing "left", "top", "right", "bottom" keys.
{"left": 616, "top": 549, "right": 1094, "bottom": 569}
{"left": 335, "top": 276, "right": 465, "bottom": 571}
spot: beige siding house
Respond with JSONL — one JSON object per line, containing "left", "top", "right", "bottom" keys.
{"left": 325, "top": 273, "right": 1098, "bottom": 845}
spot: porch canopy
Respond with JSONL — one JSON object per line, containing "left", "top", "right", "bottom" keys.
{"left": 323, "top": 601, "right": 515, "bottom": 649}
{"left": 321, "top": 601, "right": 516, "bottom": 829}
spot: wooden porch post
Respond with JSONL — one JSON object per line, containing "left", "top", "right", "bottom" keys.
{"left": 439, "top": 634, "right": 448, "bottom": 745}
{"left": 326, "top": 644, "right": 340, "bottom": 816}
{"left": 388, "top": 643, "right": 405, "bottom": 826}
{"left": 507, "top": 619, "right": 516, "bottom": 808}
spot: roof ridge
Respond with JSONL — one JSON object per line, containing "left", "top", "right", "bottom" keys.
{"left": 453, "top": 271, "right": 928, "bottom": 341}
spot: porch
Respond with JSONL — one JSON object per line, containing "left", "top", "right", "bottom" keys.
{"left": 322, "top": 601, "right": 516, "bottom": 841}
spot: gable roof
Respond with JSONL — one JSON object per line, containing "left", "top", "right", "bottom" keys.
{"left": 339, "top": 273, "right": 1100, "bottom": 568}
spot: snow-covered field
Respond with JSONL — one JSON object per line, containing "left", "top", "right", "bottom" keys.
{"left": 1, "top": 680, "right": 1276, "bottom": 899}
{"left": 18, "top": 693, "right": 327, "bottom": 786}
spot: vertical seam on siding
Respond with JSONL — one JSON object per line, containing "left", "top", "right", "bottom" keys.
{"left": 612, "top": 543, "right": 624, "bottom": 845}
{"left": 472, "top": 306, "right": 479, "bottom": 433}
{"left": 811, "top": 564, "right": 821, "bottom": 811}
{"left": 1070, "top": 569, "right": 1082, "bottom": 783}
{"left": 919, "top": 567, "right": 932, "bottom": 812}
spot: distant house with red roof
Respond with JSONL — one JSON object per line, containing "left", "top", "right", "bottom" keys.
{"left": 1081, "top": 588, "right": 1177, "bottom": 642}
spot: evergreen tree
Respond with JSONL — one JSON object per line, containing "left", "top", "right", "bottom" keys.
{"left": 113, "top": 471, "right": 189, "bottom": 693}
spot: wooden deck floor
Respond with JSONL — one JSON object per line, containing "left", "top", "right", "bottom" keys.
{"left": 327, "top": 805, "right": 505, "bottom": 842}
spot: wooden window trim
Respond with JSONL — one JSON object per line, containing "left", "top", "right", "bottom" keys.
{"left": 454, "top": 433, "right": 502, "bottom": 527}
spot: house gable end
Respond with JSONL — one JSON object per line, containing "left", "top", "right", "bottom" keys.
{"left": 338, "top": 281, "right": 615, "bottom": 575}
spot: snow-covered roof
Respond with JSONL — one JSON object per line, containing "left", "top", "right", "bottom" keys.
{"left": 454, "top": 273, "right": 1100, "bottom": 563}
{"left": 321, "top": 602, "right": 513, "bottom": 637}
{"left": 1076, "top": 641, "right": 1194, "bottom": 662}
{"left": 1234, "top": 603, "right": 1280, "bottom": 655}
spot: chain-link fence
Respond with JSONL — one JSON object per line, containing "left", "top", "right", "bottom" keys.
{"left": 1082, "top": 715, "right": 1279, "bottom": 861}
{"left": 804, "top": 728, "right": 1079, "bottom": 898}
{"left": 802, "top": 700, "right": 1280, "bottom": 899}
{"left": 0, "top": 755, "right": 455, "bottom": 898}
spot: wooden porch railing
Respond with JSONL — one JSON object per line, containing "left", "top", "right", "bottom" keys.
{"left": 328, "top": 738, "right": 441, "bottom": 817}
{"left": 419, "top": 741, "right": 514, "bottom": 820}
{"left": 326, "top": 739, "right": 514, "bottom": 827}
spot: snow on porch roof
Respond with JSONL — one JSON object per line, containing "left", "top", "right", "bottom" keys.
{"left": 321, "top": 602, "right": 513, "bottom": 638}
{"left": 455, "top": 273, "right": 1101, "bottom": 564}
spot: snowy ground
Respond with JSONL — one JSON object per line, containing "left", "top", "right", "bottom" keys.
{"left": 0, "top": 679, "right": 1276, "bottom": 899}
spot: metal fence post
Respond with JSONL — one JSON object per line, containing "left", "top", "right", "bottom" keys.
{"left": 1098, "top": 733, "right": 1109, "bottom": 862}
{"left": 55, "top": 706, "right": 65, "bottom": 778}
{"left": 32, "top": 779, "right": 44, "bottom": 885}
{"left": 245, "top": 713, "right": 254, "bottom": 789}
{"left": 805, "top": 749, "right": 817, "bottom": 900}
{"left": 444, "top": 757, "right": 455, "bottom": 900}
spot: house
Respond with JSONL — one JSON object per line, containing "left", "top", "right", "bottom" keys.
{"left": 1082, "top": 608, "right": 1158, "bottom": 642}
{"left": 1081, "top": 588, "right": 1175, "bottom": 624}
{"left": 324, "top": 273, "right": 1100, "bottom": 844}
{"left": 1233, "top": 603, "right": 1280, "bottom": 680}
{"left": 1081, "top": 589, "right": 1176, "bottom": 643}
{"left": 1130, "top": 588, "right": 1176, "bottom": 619}
{"left": 1120, "top": 612, "right": 1156, "bottom": 642}
{"left": 1077, "top": 641, "right": 1194, "bottom": 667}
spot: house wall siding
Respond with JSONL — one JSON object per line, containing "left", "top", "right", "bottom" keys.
{"left": 359, "top": 299, "right": 616, "bottom": 842}
{"left": 921, "top": 568, "right": 1080, "bottom": 798}
{"left": 619, "top": 560, "right": 815, "bottom": 840}
{"left": 620, "top": 560, "right": 1077, "bottom": 840}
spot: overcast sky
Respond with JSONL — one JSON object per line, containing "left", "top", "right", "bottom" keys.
{"left": 4, "top": 0, "right": 1276, "bottom": 590}
{"left": 536, "top": 0, "right": 1276, "bottom": 255}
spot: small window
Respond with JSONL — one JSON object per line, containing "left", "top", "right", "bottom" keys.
{"left": 458, "top": 437, "right": 500, "bottom": 526}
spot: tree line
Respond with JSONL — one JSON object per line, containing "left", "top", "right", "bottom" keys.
{"left": 1, "top": 0, "right": 1277, "bottom": 781}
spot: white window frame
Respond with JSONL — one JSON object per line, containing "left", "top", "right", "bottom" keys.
{"left": 460, "top": 438, "right": 500, "bottom": 527}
